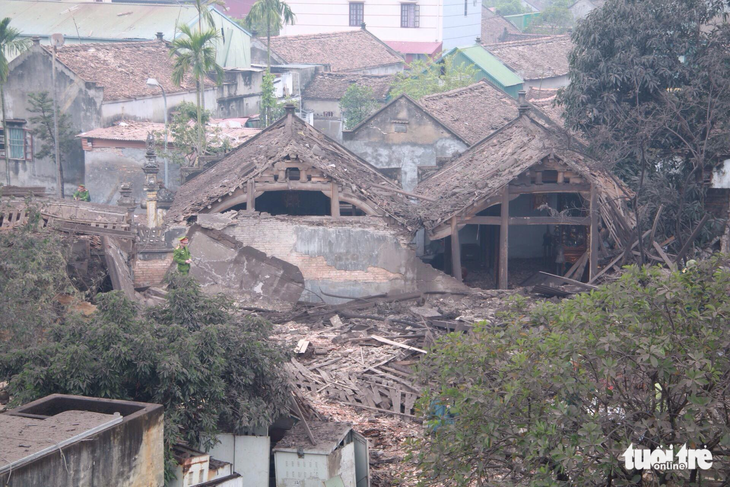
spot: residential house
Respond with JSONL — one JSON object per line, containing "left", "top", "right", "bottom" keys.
{"left": 0, "top": 394, "right": 164, "bottom": 487}
{"left": 77, "top": 120, "right": 260, "bottom": 204}
{"left": 221, "top": 0, "right": 258, "bottom": 18}
{"left": 5, "top": 1, "right": 253, "bottom": 68}
{"left": 342, "top": 94, "right": 468, "bottom": 191}
{"left": 481, "top": 6, "right": 522, "bottom": 44}
{"left": 440, "top": 45, "right": 524, "bottom": 97}
{"left": 484, "top": 36, "right": 572, "bottom": 91}
{"left": 569, "top": 0, "right": 606, "bottom": 20}
{"left": 419, "top": 80, "right": 521, "bottom": 144}
{"left": 165, "top": 105, "right": 466, "bottom": 303}
{"left": 278, "top": 0, "right": 482, "bottom": 54}
{"left": 1, "top": 39, "right": 262, "bottom": 195}
{"left": 302, "top": 72, "right": 395, "bottom": 140}
{"left": 171, "top": 445, "right": 242, "bottom": 487}
{"left": 267, "top": 28, "right": 406, "bottom": 75}
{"left": 413, "top": 105, "right": 633, "bottom": 289}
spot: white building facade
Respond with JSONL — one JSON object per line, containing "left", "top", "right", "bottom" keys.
{"left": 280, "top": 0, "right": 482, "bottom": 52}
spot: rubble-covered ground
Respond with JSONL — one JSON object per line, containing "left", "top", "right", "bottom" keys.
{"left": 258, "top": 289, "right": 538, "bottom": 486}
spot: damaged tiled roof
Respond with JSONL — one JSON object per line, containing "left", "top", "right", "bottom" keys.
{"left": 268, "top": 30, "right": 405, "bottom": 72}
{"left": 77, "top": 120, "right": 260, "bottom": 147}
{"left": 48, "top": 41, "right": 213, "bottom": 102}
{"left": 303, "top": 73, "right": 395, "bottom": 101}
{"left": 484, "top": 35, "right": 572, "bottom": 80}
{"left": 413, "top": 114, "right": 633, "bottom": 239}
{"left": 481, "top": 7, "right": 521, "bottom": 45}
{"left": 419, "top": 81, "right": 520, "bottom": 145}
{"left": 165, "top": 110, "right": 415, "bottom": 228}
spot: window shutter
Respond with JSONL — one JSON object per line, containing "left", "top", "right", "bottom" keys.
{"left": 415, "top": 5, "right": 420, "bottom": 27}
{"left": 401, "top": 4, "right": 407, "bottom": 27}
{"left": 25, "top": 130, "right": 33, "bottom": 162}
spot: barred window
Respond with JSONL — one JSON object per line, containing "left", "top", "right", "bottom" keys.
{"left": 401, "top": 3, "right": 420, "bottom": 28}
{"left": 349, "top": 2, "right": 364, "bottom": 26}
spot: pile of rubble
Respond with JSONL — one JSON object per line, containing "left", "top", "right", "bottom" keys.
{"left": 261, "top": 289, "right": 522, "bottom": 486}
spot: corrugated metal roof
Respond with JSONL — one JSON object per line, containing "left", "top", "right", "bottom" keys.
{"left": 5, "top": 1, "right": 201, "bottom": 41}
{"left": 456, "top": 45, "right": 524, "bottom": 88}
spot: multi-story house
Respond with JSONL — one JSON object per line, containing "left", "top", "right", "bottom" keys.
{"left": 279, "top": 0, "right": 482, "bottom": 60}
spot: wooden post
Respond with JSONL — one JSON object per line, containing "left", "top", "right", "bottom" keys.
{"left": 331, "top": 182, "right": 340, "bottom": 218}
{"left": 499, "top": 187, "right": 509, "bottom": 289}
{"left": 451, "top": 216, "right": 462, "bottom": 282}
{"left": 589, "top": 184, "right": 598, "bottom": 280}
{"left": 246, "top": 179, "right": 255, "bottom": 211}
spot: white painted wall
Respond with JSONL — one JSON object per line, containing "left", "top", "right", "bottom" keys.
{"left": 101, "top": 89, "right": 218, "bottom": 125}
{"left": 209, "top": 434, "right": 270, "bottom": 487}
{"left": 280, "top": 0, "right": 481, "bottom": 50}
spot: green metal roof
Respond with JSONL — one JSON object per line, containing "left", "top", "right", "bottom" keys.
{"left": 451, "top": 45, "right": 524, "bottom": 88}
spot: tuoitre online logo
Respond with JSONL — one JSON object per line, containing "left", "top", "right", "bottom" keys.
{"left": 623, "top": 444, "right": 713, "bottom": 471}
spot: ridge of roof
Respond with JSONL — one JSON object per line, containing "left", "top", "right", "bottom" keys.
{"left": 342, "top": 93, "right": 470, "bottom": 146}
{"left": 483, "top": 34, "right": 571, "bottom": 48}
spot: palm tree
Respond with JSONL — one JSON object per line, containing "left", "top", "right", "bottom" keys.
{"left": 244, "top": 0, "right": 296, "bottom": 70}
{"left": 169, "top": 24, "right": 223, "bottom": 166}
{"left": 0, "top": 18, "right": 29, "bottom": 185}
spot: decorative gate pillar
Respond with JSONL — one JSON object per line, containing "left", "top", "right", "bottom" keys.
{"left": 143, "top": 133, "right": 160, "bottom": 228}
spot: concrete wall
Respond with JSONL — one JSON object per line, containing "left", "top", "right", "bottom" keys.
{"left": 204, "top": 213, "right": 467, "bottom": 303}
{"left": 342, "top": 97, "right": 467, "bottom": 191}
{"left": 304, "top": 99, "right": 343, "bottom": 140}
{"left": 0, "top": 397, "right": 165, "bottom": 487}
{"left": 524, "top": 75, "right": 570, "bottom": 92}
{"left": 209, "top": 434, "right": 270, "bottom": 487}
{"left": 442, "top": 0, "right": 483, "bottom": 51}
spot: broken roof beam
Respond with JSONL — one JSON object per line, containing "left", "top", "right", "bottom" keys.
{"left": 461, "top": 216, "right": 591, "bottom": 226}
{"left": 508, "top": 182, "right": 591, "bottom": 194}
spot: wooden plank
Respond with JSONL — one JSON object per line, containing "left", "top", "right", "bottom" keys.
{"left": 509, "top": 183, "right": 591, "bottom": 194}
{"left": 330, "top": 182, "right": 340, "bottom": 218}
{"left": 589, "top": 184, "right": 599, "bottom": 280}
{"left": 451, "top": 216, "right": 462, "bottom": 282}
{"left": 649, "top": 204, "right": 664, "bottom": 246}
{"left": 653, "top": 241, "right": 677, "bottom": 271}
{"left": 390, "top": 389, "right": 402, "bottom": 414}
{"left": 588, "top": 252, "right": 625, "bottom": 283}
{"left": 372, "top": 184, "right": 437, "bottom": 202}
{"left": 53, "top": 221, "right": 134, "bottom": 239}
{"left": 563, "top": 252, "right": 587, "bottom": 280}
{"left": 461, "top": 216, "right": 590, "bottom": 226}
{"left": 370, "top": 335, "right": 427, "bottom": 354}
{"left": 336, "top": 400, "right": 418, "bottom": 419}
{"left": 403, "top": 393, "right": 417, "bottom": 414}
{"left": 499, "top": 187, "right": 509, "bottom": 289}
{"left": 537, "top": 271, "right": 599, "bottom": 290}
{"left": 674, "top": 214, "right": 710, "bottom": 263}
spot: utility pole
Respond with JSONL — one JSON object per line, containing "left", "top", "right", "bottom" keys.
{"left": 50, "top": 33, "right": 65, "bottom": 198}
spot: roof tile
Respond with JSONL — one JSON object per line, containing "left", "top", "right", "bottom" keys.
{"left": 303, "top": 73, "right": 394, "bottom": 101}
{"left": 484, "top": 35, "right": 572, "bottom": 80}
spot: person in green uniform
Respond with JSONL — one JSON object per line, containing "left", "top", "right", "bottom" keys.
{"left": 173, "top": 236, "right": 192, "bottom": 275}
{"left": 73, "top": 184, "right": 90, "bottom": 202}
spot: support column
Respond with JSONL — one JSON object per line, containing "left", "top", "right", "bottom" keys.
{"left": 589, "top": 184, "right": 598, "bottom": 280}
{"left": 499, "top": 187, "right": 509, "bottom": 289}
{"left": 331, "top": 182, "right": 340, "bottom": 218}
{"left": 246, "top": 179, "right": 255, "bottom": 211}
{"left": 451, "top": 216, "right": 462, "bottom": 282}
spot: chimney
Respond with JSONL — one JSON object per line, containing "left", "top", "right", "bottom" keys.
{"left": 285, "top": 104, "right": 296, "bottom": 116}
{"left": 156, "top": 32, "right": 164, "bottom": 41}
{"left": 32, "top": 36, "right": 41, "bottom": 46}
{"left": 475, "top": 36, "right": 481, "bottom": 44}
{"left": 361, "top": 22, "right": 367, "bottom": 30}
{"left": 517, "top": 90, "right": 529, "bottom": 115}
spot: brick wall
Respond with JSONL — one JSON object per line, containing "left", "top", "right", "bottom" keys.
{"left": 133, "top": 252, "right": 173, "bottom": 288}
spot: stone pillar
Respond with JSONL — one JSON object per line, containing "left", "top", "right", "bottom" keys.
{"left": 143, "top": 133, "right": 160, "bottom": 228}
{"left": 117, "top": 182, "right": 136, "bottom": 224}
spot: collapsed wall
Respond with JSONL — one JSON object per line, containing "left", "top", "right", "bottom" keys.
{"left": 196, "top": 212, "right": 467, "bottom": 304}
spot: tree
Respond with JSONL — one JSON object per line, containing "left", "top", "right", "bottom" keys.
{"left": 0, "top": 213, "right": 77, "bottom": 351}
{"left": 0, "top": 274, "right": 292, "bottom": 482}
{"left": 169, "top": 25, "right": 223, "bottom": 166}
{"left": 412, "top": 256, "right": 730, "bottom": 485}
{"left": 340, "top": 84, "right": 379, "bottom": 130}
{"left": 389, "top": 56, "right": 479, "bottom": 100}
{"left": 244, "top": 0, "right": 296, "bottom": 70}
{"left": 260, "top": 70, "right": 277, "bottom": 127}
{"left": 525, "top": 0, "right": 574, "bottom": 34}
{"left": 27, "top": 92, "right": 76, "bottom": 175}
{"left": 557, "top": 0, "right": 730, "bottom": 262}
{"left": 1, "top": 18, "right": 30, "bottom": 185}
{"left": 494, "top": 0, "right": 527, "bottom": 16}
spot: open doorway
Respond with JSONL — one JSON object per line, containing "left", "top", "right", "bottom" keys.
{"left": 255, "top": 190, "right": 331, "bottom": 216}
